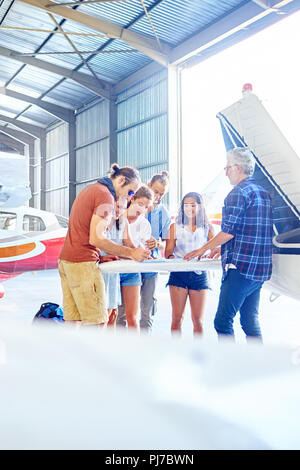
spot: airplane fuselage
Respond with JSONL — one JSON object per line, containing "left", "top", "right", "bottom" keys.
{"left": 0, "top": 206, "right": 67, "bottom": 281}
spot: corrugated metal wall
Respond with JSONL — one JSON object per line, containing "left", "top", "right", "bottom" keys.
{"left": 40, "top": 70, "right": 169, "bottom": 215}
{"left": 31, "top": 138, "right": 41, "bottom": 209}
{"left": 45, "top": 122, "right": 69, "bottom": 217}
{"left": 117, "top": 70, "right": 169, "bottom": 189}
{"left": 75, "top": 99, "right": 110, "bottom": 195}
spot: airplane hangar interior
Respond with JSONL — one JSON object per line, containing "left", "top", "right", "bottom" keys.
{"left": 1, "top": 0, "right": 300, "bottom": 451}
{"left": 0, "top": 0, "right": 299, "bottom": 214}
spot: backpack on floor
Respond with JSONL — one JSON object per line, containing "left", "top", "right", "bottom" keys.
{"left": 33, "top": 302, "right": 64, "bottom": 324}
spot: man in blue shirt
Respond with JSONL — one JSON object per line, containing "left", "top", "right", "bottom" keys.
{"left": 116, "top": 171, "right": 171, "bottom": 333}
{"left": 184, "top": 148, "right": 273, "bottom": 341}
{"left": 142, "top": 172, "right": 171, "bottom": 332}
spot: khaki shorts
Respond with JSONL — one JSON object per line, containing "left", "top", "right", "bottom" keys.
{"left": 58, "top": 259, "right": 107, "bottom": 324}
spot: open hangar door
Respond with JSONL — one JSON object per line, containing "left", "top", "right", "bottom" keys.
{"left": 180, "top": 7, "right": 300, "bottom": 210}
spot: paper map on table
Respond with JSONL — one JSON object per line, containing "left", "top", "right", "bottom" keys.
{"left": 99, "top": 258, "right": 221, "bottom": 273}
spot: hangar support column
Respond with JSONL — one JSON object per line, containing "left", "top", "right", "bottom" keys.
{"left": 109, "top": 98, "right": 118, "bottom": 167}
{"left": 68, "top": 115, "right": 76, "bottom": 213}
{"left": 40, "top": 134, "right": 47, "bottom": 211}
{"left": 28, "top": 140, "right": 35, "bottom": 207}
{"left": 168, "top": 65, "right": 182, "bottom": 213}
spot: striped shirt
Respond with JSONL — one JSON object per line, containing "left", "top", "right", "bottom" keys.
{"left": 221, "top": 176, "right": 273, "bottom": 282}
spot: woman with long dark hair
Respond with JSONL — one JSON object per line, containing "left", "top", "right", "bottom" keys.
{"left": 165, "top": 192, "right": 214, "bottom": 336}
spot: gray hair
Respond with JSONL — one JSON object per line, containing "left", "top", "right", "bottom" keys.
{"left": 227, "top": 147, "right": 255, "bottom": 176}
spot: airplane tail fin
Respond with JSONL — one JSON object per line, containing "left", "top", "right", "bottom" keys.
{"left": 217, "top": 85, "right": 300, "bottom": 235}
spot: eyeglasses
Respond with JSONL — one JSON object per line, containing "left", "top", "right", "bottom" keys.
{"left": 224, "top": 164, "right": 237, "bottom": 171}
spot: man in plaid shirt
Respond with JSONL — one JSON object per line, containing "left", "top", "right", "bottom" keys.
{"left": 184, "top": 147, "right": 273, "bottom": 341}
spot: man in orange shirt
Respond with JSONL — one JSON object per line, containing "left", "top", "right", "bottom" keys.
{"left": 59, "top": 164, "right": 150, "bottom": 326}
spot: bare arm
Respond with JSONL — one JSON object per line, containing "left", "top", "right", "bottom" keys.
{"left": 164, "top": 223, "right": 176, "bottom": 259}
{"left": 207, "top": 223, "right": 215, "bottom": 241}
{"left": 146, "top": 237, "right": 167, "bottom": 251}
{"left": 122, "top": 221, "right": 135, "bottom": 249}
{"left": 145, "top": 236, "right": 157, "bottom": 251}
{"left": 89, "top": 214, "right": 150, "bottom": 261}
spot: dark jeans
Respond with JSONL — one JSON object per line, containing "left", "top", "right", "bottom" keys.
{"left": 214, "top": 269, "right": 263, "bottom": 340}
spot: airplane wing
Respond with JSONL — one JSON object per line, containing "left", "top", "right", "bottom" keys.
{"left": 99, "top": 258, "right": 221, "bottom": 273}
{"left": 1, "top": 321, "right": 299, "bottom": 449}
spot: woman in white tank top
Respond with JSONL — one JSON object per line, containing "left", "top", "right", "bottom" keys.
{"left": 165, "top": 192, "right": 214, "bottom": 336}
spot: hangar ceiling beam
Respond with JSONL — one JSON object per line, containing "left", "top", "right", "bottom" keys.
{"left": 0, "top": 45, "right": 111, "bottom": 100}
{"left": 169, "top": 0, "right": 294, "bottom": 66}
{"left": 0, "top": 87, "right": 74, "bottom": 123}
{"left": 17, "top": 0, "right": 170, "bottom": 66}
{"left": 0, "top": 125, "right": 35, "bottom": 145}
{"left": 0, "top": 113, "right": 45, "bottom": 139}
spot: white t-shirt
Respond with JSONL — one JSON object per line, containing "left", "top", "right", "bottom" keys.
{"left": 128, "top": 215, "right": 152, "bottom": 248}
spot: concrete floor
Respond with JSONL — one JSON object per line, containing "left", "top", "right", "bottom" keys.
{"left": 1, "top": 269, "right": 300, "bottom": 348}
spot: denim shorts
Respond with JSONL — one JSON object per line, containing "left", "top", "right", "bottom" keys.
{"left": 166, "top": 271, "right": 210, "bottom": 291}
{"left": 120, "top": 272, "right": 142, "bottom": 287}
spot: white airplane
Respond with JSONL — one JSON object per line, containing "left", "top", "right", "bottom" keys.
{"left": 217, "top": 83, "right": 300, "bottom": 301}
{"left": 0, "top": 206, "right": 68, "bottom": 298}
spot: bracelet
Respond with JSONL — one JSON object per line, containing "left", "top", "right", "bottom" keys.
{"left": 167, "top": 254, "right": 175, "bottom": 259}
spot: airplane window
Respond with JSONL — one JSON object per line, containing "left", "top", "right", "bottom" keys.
{"left": 56, "top": 215, "right": 68, "bottom": 228}
{"left": 0, "top": 212, "right": 17, "bottom": 230}
{"left": 23, "top": 215, "right": 46, "bottom": 232}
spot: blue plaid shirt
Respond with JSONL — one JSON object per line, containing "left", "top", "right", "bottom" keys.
{"left": 221, "top": 176, "right": 273, "bottom": 282}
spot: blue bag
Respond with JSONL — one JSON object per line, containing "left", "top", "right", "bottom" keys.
{"left": 33, "top": 302, "right": 64, "bottom": 324}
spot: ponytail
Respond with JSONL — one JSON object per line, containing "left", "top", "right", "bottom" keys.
{"left": 149, "top": 170, "right": 169, "bottom": 188}
{"left": 110, "top": 163, "right": 140, "bottom": 185}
